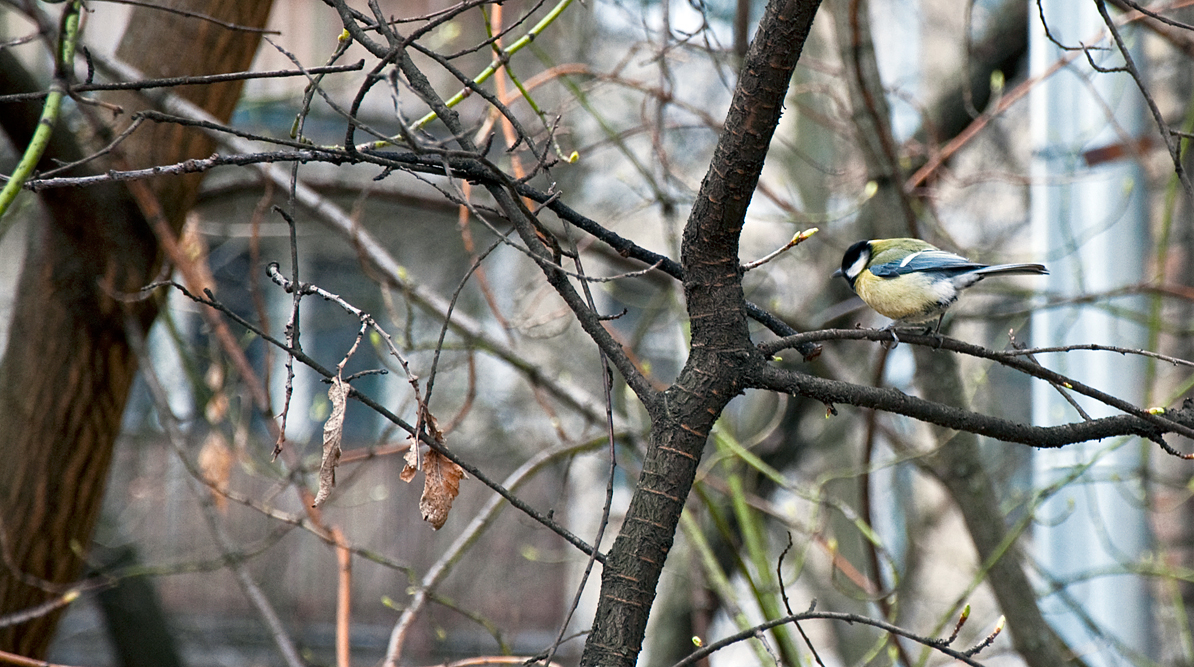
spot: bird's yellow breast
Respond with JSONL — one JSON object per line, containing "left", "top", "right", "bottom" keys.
{"left": 853, "top": 271, "right": 955, "bottom": 323}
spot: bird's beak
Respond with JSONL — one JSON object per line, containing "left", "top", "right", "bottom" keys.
{"left": 831, "top": 268, "right": 843, "bottom": 279}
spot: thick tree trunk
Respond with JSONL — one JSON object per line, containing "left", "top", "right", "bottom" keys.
{"left": 578, "top": 1, "right": 822, "bottom": 664}
{"left": 0, "top": 1, "right": 271, "bottom": 656}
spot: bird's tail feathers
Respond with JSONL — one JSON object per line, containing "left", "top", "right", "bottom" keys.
{"left": 973, "top": 263, "right": 1048, "bottom": 277}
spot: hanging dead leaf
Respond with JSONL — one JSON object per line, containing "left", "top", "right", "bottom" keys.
{"left": 313, "top": 376, "right": 348, "bottom": 507}
{"left": 204, "top": 362, "right": 224, "bottom": 391}
{"left": 400, "top": 437, "right": 418, "bottom": 482}
{"left": 180, "top": 217, "right": 217, "bottom": 293}
{"left": 205, "top": 390, "right": 229, "bottom": 424}
{"left": 420, "top": 449, "right": 464, "bottom": 530}
{"left": 197, "top": 430, "right": 233, "bottom": 512}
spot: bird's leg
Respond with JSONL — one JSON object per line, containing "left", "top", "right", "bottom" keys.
{"left": 880, "top": 323, "right": 900, "bottom": 349}
{"left": 930, "top": 313, "right": 946, "bottom": 349}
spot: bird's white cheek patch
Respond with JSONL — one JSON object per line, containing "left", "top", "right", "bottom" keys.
{"left": 846, "top": 254, "right": 868, "bottom": 279}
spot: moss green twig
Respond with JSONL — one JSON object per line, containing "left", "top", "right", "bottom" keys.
{"left": 679, "top": 505, "right": 773, "bottom": 666}
{"left": 399, "top": 0, "right": 576, "bottom": 136}
{"left": 0, "top": 1, "right": 83, "bottom": 223}
{"left": 716, "top": 427, "right": 802, "bottom": 665}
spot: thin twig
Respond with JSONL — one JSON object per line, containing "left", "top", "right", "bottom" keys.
{"left": 0, "top": 648, "right": 83, "bottom": 667}
{"left": 0, "top": 62, "right": 365, "bottom": 103}
{"left": 996, "top": 341, "right": 1194, "bottom": 370}
{"left": 1007, "top": 330, "right": 1094, "bottom": 421}
{"left": 963, "top": 616, "right": 1005, "bottom": 657}
{"left": 671, "top": 608, "right": 992, "bottom": 667}
{"left": 271, "top": 207, "right": 302, "bottom": 458}
{"left": 760, "top": 328, "right": 1194, "bottom": 449}
{"left": 89, "top": 0, "right": 282, "bottom": 33}
{"left": 776, "top": 535, "right": 826, "bottom": 667}
{"left": 382, "top": 440, "right": 602, "bottom": 665}
{"left": 742, "top": 228, "right": 819, "bottom": 271}
{"left": 1094, "top": 0, "right": 1194, "bottom": 203}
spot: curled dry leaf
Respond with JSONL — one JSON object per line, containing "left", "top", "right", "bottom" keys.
{"left": 203, "top": 361, "right": 224, "bottom": 392}
{"left": 400, "top": 437, "right": 418, "bottom": 483}
{"left": 313, "top": 376, "right": 348, "bottom": 507}
{"left": 205, "top": 390, "right": 229, "bottom": 424}
{"left": 197, "top": 430, "right": 233, "bottom": 512}
{"left": 203, "top": 361, "right": 229, "bottom": 423}
{"left": 420, "top": 449, "right": 464, "bottom": 530}
{"left": 180, "top": 217, "right": 217, "bottom": 293}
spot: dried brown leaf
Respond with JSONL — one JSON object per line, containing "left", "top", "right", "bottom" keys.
{"left": 204, "top": 362, "right": 224, "bottom": 391}
{"left": 205, "top": 391, "right": 228, "bottom": 424}
{"left": 313, "top": 376, "right": 348, "bottom": 507}
{"left": 420, "top": 449, "right": 464, "bottom": 530}
{"left": 197, "top": 430, "right": 233, "bottom": 512}
{"left": 180, "top": 218, "right": 216, "bottom": 293}
{"left": 400, "top": 439, "right": 418, "bottom": 483}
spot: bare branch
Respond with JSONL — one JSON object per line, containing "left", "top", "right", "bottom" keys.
{"left": 672, "top": 607, "right": 993, "bottom": 667}
{"left": 759, "top": 328, "right": 1194, "bottom": 450}
{"left": 0, "top": 62, "right": 365, "bottom": 103}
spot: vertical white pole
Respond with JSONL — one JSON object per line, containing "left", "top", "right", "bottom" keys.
{"left": 1030, "top": 2, "right": 1152, "bottom": 664}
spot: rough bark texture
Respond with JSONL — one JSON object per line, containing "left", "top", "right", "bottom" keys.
{"left": 0, "top": 1, "right": 272, "bottom": 655}
{"left": 578, "top": 1, "right": 822, "bottom": 664}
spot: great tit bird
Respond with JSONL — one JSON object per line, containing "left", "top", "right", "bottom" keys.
{"left": 835, "top": 238, "right": 1048, "bottom": 332}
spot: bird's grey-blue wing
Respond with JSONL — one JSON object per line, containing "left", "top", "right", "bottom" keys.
{"left": 868, "top": 249, "right": 985, "bottom": 278}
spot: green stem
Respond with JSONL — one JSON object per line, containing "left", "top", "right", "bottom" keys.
{"left": 479, "top": 8, "right": 573, "bottom": 161}
{"left": 714, "top": 427, "right": 802, "bottom": 665}
{"left": 1144, "top": 85, "right": 1194, "bottom": 404}
{"left": 0, "top": 1, "right": 83, "bottom": 222}
{"left": 728, "top": 474, "right": 803, "bottom": 664}
{"left": 679, "top": 507, "right": 773, "bottom": 666}
{"left": 405, "top": 0, "right": 576, "bottom": 132}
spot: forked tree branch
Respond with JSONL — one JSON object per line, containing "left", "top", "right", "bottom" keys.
{"left": 578, "top": 0, "right": 823, "bottom": 664}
